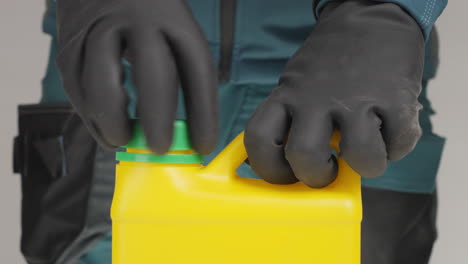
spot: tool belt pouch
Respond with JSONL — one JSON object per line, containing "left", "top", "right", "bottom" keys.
{"left": 13, "top": 103, "right": 114, "bottom": 264}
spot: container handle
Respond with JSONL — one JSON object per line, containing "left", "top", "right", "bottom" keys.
{"left": 204, "top": 132, "right": 248, "bottom": 177}
{"left": 204, "top": 131, "right": 341, "bottom": 179}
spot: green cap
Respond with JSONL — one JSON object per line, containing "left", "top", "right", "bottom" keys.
{"left": 116, "top": 120, "right": 204, "bottom": 164}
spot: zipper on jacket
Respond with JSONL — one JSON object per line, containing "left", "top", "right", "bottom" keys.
{"left": 218, "top": 0, "right": 237, "bottom": 82}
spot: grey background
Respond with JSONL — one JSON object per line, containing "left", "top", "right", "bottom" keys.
{"left": 0, "top": 1, "right": 466, "bottom": 263}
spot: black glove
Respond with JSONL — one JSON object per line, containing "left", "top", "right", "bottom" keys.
{"left": 56, "top": 0, "right": 218, "bottom": 154}
{"left": 244, "top": 0, "right": 425, "bottom": 187}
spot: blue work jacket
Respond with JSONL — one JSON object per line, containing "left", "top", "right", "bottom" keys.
{"left": 42, "top": 0, "right": 447, "bottom": 193}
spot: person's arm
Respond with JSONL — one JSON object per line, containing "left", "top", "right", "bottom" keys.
{"left": 244, "top": 0, "right": 447, "bottom": 188}
{"left": 313, "top": 0, "right": 447, "bottom": 39}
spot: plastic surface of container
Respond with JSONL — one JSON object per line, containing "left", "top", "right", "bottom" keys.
{"left": 111, "top": 121, "right": 362, "bottom": 264}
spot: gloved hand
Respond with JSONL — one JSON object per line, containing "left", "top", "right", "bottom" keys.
{"left": 56, "top": 0, "right": 218, "bottom": 154}
{"left": 244, "top": 0, "right": 425, "bottom": 187}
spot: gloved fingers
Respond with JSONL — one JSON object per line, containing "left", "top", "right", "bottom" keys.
{"left": 81, "top": 22, "right": 131, "bottom": 148}
{"left": 165, "top": 18, "right": 218, "bottom": 155}
{"left": 244, "top": 98, "right": 297, "bottom": 184}
{"left": 380, "top": 104, "right": 422, "bottom": 161}
{"left": 338, "top": 110, "right": 387, "bottom": 178}
{"left": 128, "top": 31, "right": 179, "bottom": 154}
{"left": 285, "top": 111, "right": 337, "bottom": 188}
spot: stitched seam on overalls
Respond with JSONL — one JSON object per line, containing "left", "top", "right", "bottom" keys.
{"left": 422, "top": 0, "right": 437, "bottom": 28}
{"left": 227, "top": 85, "right": 251, "bottom": 142}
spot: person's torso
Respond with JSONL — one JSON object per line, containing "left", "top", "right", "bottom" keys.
{"left": 44, "top": 0, "right": 436, "bottom": 86}
{"left": 42, "top": 0, "right": 443, "bottom": 194}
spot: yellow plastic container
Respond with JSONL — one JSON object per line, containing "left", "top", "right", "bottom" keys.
{"left": 111, "top": 122, "right": 362, "bottom": 264}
